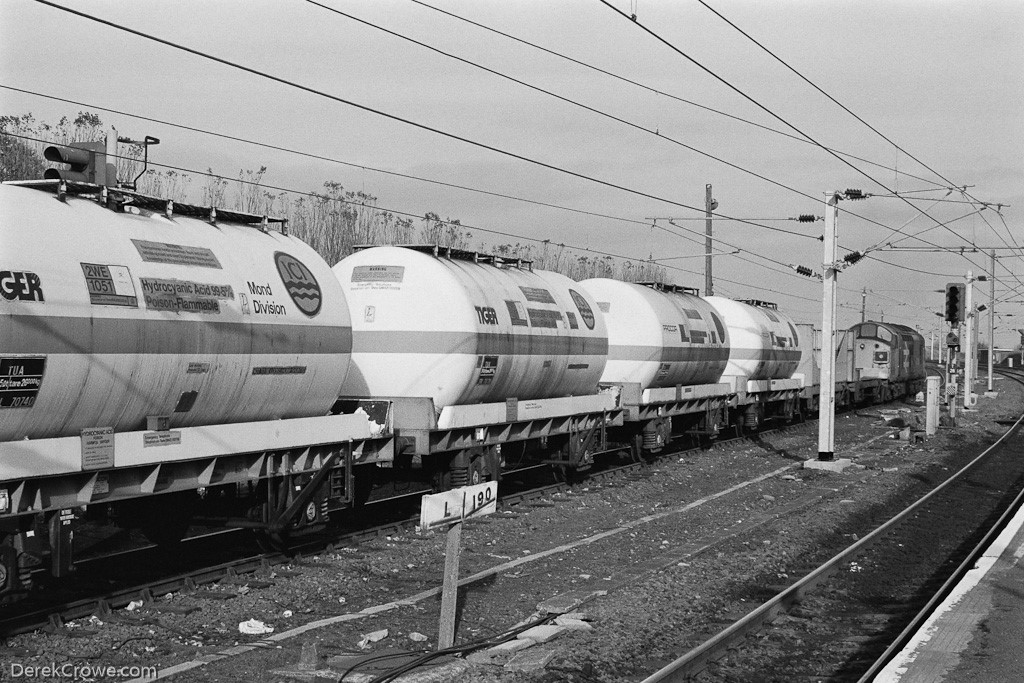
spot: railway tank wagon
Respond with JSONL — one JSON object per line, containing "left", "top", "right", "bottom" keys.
{"left": 333, "top": 245, "right": 618, "bottom": 485}
{"left": 0, "top": 183, "right": 352, "bottom": 440}
{"left": 576, "top": 279, "right": 731, "bottom": 450}
{"left": 334, "top": 245, "right": 607, "bottom": 407}
{"left": 576, "top": 280, "right": 728, "bottom": 389}
{"left": 1, "top": 180, "right": 391, "bottom": 601}
{"left": 704, "top": 297, "right": 805, "bottom": 428}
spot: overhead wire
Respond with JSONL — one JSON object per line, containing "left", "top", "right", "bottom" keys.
{"left": 25, "top": 1, "right": 989, "bottom": 316}
{"left": 308, "top": 0, "right": 973, "bottom": 261}
{"left": 598, "top": 0, "right": 993, "bottom": 263}
{"left": 400, "top": 1, "right": 1006, "bottom": 314}
{"left": 1, "top": 83, "right": 821, "bottom": 291}
{"left": 692, "top": 0, "right": 1018, "bottom": 276}
{"left": 302, "top": 0, "right": 986, "bottom": 298}
{"left": 3, "top": 126, "right": 829, "bottom": 312}
{"left": 0, "top": 130, "right": 695, "bottom": 279}
{"left": 407, "top": 0, "right": 947, "bottom": 191}
{"left": 694, "top": 0, "right": 990, "bottom": 199}
{"left": 24, "top": 0, "right": 856, "bottom": 307}
{"left": 0, "top": 84, "right": 694, "bottom": 230}
{"left": 28, "top": 0, "right": 823, "bottom": 248}
{"left": 301, "top": 0, "right": 829, "bottom": 235}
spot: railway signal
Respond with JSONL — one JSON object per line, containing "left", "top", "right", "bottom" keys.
{"left": 944, "top": 283, "right": 966, "bottom": 324}
{"left": 43, "top": 140, "right": 115, "bottom": 186}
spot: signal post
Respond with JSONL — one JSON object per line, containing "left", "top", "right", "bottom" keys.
{"left": 962, "top": 272, "right": 976, "bottom": 409}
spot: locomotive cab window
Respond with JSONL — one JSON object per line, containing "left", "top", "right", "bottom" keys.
{"left": 858, "top": 324, "right": 892, "bottom": 343}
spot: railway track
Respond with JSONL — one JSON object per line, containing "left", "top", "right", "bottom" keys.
{"left": 0, "top": 415, "right": 827, "bottom": 638}
{"left": 0, "top": 452, "right": 657, "bottom": 636}
{"left": 641, "top": 369, "right": 1024, "bottom": 683}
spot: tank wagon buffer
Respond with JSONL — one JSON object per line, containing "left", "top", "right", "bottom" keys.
{"left": 0, "top": 177, "right": 393, "bottom": 600}
{"left": 333, "top": 245, "right": 626, "bottom": 485}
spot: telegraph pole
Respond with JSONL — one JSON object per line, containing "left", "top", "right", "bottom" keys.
{"left": 861, "top": 288, "right": 867, "bottom": 322}
{"left": 705, "top": 184, "right": 716, "bottom": 296}
{"left": 817, "top": 192, "right": 841, "bottom": 461}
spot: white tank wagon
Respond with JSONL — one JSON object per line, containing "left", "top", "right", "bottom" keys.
{"left": 703, "top": 297, "right": 802, "bottom": 382}
{"left": 577, "top": 279, "right": 729, "bottom": 389}
{"left": 333, "top": 245, "right": 608, "bottom": 409}
{"left": 0, "top": 182, "right": 353, "bottom": 442}
{"left": 703, "top": 296, "right": 804, "bottom": 430}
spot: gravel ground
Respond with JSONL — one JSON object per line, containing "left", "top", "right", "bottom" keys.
{"left": 1, "top": 378, "right": 1019, "bottom": 683}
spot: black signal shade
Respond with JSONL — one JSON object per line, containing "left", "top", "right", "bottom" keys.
{"left": 43, "top": 140, "right": 112, "bottom": 185}
{"left": 944, "top": 282, "right": 966, "bottom": 323}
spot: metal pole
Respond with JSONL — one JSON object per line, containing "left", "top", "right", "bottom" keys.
{"left": 988, "top": 250, "right": 995, "bottom": 392}
{"left": 817, "top": 192, "right": 840, "bottom": 460}
{"left": 705, "top": 184, "right": 714, "bottom": 296}
{"left": 963, "top": 271, "right": 974, "bottom": 409}
{"left": 861, "top": 287, "right": 866, "bottom": 322}
{"left": 926, "top": 376, "right": 939, "bottom": 435}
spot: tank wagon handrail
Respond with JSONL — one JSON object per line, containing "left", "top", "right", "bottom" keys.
{"left": 635, "top": 281, "right": 701, "bottom": 296}
{"left": 3, "top": 179, "right": 289, "bottom": 232}
{"left": 737, "top": 298, "right": 779, "bottom": 309}
{"left": 353, "top": 243, "right": 534, "bottom": 270}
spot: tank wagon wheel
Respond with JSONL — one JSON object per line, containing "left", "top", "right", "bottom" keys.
{"left": 449, "top": 455, "right": 488, "bottom": 489}
{"left": 468, "top": 456, "right": 488, "bottom": 486}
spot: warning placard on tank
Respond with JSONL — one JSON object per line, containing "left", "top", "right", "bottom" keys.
{"left": 81, "top": 427, "right": 114, "bottom": 470}
{"left": 140, "top": 278, "right": 233, "bottom": 314}
{"left": 350, "top": 265, "right": 404, "bottom": 289}
{"left": 81, "top": 263, "right": 138, "bottom": 307}
{"left": 131, "top": 239, "right": 223, "bottom": 269}
{"left": 0, "top": 357, "right": 45, "bottom": 408}
{"left": 519, "top": 286, "right": 556, "bottom": 304}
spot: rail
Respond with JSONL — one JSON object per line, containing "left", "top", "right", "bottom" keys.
{"left": 640, "top": 371, "right": 1024, "bottom": 682}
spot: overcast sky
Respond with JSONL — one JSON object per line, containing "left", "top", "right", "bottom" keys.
{"left": 2, "top": 0, "right": 1022, "bottom": 345}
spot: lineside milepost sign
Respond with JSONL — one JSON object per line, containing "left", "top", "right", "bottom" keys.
{"left": 418, "top": 481, "right": 497, "bottom": 530}
{"left": 419, "top": 481, "right": 498, "bottom": 649}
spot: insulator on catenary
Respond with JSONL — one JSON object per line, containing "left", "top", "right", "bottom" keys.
{"left": 843, "top": 251, "right": 864, "bottom": 265}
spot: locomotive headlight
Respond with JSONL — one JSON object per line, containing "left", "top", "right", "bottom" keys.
{"left": 0, "top": 488, "right": 9, "bottom": 514}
